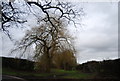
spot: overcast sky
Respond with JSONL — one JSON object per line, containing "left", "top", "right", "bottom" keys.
{"left": 74, "top": 2, "right": 118, "bottom": 63}
{"left": 0, "top": 1, "right": 119, "bottom": 64}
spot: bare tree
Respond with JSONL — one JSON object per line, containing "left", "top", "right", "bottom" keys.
{"left": 1, "top": 0, "right": 84, "bottom": 72}
{"left": 13, "top": 16, "right": 75, "bottom": 72}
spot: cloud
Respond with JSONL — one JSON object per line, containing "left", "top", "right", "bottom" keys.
{"left": 75, "top": 2, "right": 118, "bottom": 63}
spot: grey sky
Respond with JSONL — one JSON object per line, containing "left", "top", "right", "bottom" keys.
{"left": 74, "top": 2, "right": 118, "bottom": 63}
{"left": 0, "top": 1, "right": 118, "bottom": 64}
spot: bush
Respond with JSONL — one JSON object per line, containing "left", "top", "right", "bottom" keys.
{"left": 2, "top": 57, "right": 34, "bottom": 71}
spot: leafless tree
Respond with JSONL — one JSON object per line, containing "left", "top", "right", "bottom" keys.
{"left": 13, "top": 17, "right": 75, "bottom": 72}
{"left": 1, "top": 0, "right": 84, "bottom": 72}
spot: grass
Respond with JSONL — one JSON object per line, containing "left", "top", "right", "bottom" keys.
{"left": 2, "top": 67, "right": 34, "bottom": 76}
{"left": 51, "top": 69, "right": 95, "bottom": 79}
{"left": 2, "top": 67, "right": 95, "bottom": 79}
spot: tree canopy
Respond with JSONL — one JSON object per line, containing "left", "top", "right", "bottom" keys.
{"left": 1, "top": 0, "right": 84, "bottom": 39}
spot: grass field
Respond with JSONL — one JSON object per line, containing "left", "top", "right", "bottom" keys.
{"left": 2, "top": 67, "right": 95, "bottom": 79}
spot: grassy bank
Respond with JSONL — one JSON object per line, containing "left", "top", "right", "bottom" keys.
{"left": 2, "top": 67, "right": 95, "bottom": 79}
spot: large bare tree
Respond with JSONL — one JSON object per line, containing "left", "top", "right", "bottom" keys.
{"left": 13, "top": 17, "right": 75, "bottom": 72}
{"left": 1, "top": 0, "right": 84, "bottom": 72}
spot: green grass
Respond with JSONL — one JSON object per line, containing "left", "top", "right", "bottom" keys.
{"left": 51, "top": 69, "right": 95, "bottom": 79}
{"left": 2, "top": 67, "right": 34, "bottom": 76}
{"left": 2, "top": 68, "right": 95, "bottom": 79}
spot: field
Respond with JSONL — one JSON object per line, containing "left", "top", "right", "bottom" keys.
{"left": 2, "top": 67, "right": 95, "bottom": 79}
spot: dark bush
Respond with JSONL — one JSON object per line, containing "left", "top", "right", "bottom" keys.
{"left": 76, "top": 58, "right": 120, "bottom": 78}
{"left": 2, "top": 57, "right": 34, "bottom": 71}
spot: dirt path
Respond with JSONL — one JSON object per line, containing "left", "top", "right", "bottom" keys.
{"left": 2, "top": 75, "right": 27, "bottom": 81}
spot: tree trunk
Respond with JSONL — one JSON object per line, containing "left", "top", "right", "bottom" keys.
{"left": 45, "top": 48, "right": 51, "bottom": 72}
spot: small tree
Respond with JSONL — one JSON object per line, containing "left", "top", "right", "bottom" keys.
{"left": 52, "top": 49, "right": 77, "bottom": 70}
